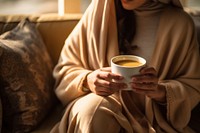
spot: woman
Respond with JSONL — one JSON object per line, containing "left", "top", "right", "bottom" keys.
{"left": 51, "top": 0, "right": 200, "bottom": 132}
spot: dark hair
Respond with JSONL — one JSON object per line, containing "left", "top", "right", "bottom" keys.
{"left": 115, "top": 0, "right": 136, "bottom": 54}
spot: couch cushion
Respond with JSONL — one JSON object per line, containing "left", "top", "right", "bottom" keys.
{"left": 0, "top": 19, "right": 55, "bottom": 133}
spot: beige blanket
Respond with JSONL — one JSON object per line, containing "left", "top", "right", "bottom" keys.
{"left": 52, "top": 0, "right": 200, "bottom": 132}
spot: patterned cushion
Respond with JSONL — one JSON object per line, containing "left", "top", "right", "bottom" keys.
{"left": 0, "top": 19, "right": 55, "bottom": 133}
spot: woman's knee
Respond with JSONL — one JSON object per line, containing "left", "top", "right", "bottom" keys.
{"left": 69, "top": 93, "right": 122, "bottom": 132}
{"left": 71, "top": 93, "right": 121, "bottom": 118}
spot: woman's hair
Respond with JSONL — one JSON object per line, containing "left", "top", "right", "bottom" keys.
{"left": 115, "top": 0, "right": 136, "bottom": 54}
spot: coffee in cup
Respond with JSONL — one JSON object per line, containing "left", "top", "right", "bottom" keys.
{"left": 111, "top": 55, "right": 146, "bottom": 90}
{"left": 114, "top": 60, "right": 143, "bottom": 67}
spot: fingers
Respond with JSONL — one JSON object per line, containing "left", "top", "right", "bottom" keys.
{"left": 132, "top": 75, "right": 158, "bottom": 84}
{"left": 130, "top": 84, "right": 166, "bottom": 103}
{"left": 93, "top": 81, "right": 127, "bottom": 97}
{"left": 95, "top": 78, "right": 127, "bottom": 90}
{"left": 132, "top": 66, "right": 158, "bottom": 85}
{"left": 94, "top": 86, "right": 113, "bottom": 96}
{"left": 131, "top": 82, "right": 158, "bottom": 91}
{"left": 87, "top": 68, "right": 127, "bottom": 97}
{"left": 131, "top": 66, "right": 158, "bottom": 93}
{"left": 140, "top": 66, "right": 157, "bottom": 76}
{"left": 98, "top": 68, "right": 124, "bottom": 80}
{"left": 130, "top": 67, "right": 166, "bottom": 102}
{"left": 130, "top": 81, "right": 158, "bottom": 98}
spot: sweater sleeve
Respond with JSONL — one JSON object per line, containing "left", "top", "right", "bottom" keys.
{"left": 53, "top": 3, "right": 94, "bottom": 106}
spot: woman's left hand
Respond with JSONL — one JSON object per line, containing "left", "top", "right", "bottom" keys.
{"left": 130, "top": 66, "right": 166, "bottom": 103}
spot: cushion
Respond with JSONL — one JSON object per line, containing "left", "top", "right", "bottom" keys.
{"left": 0, "top": 19, "right": 55, "bottom": 133}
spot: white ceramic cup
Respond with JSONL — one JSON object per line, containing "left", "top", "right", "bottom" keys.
{"left": 111, "top": 55, "right": 146, "bottom": 90}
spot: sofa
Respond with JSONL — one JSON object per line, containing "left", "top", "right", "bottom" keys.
{"left": 0, "top": 13, "right": 81, "bottom": 133}
{"left": 0, "top": 8, "right": 200, "bottom": 133}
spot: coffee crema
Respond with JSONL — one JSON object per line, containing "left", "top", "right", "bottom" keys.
{"left": 115, "top": 60, "right": 143, "bottom": 67}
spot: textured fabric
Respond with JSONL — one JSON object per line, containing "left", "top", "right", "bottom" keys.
{"left": 51, "top": 0, "right": 200, "bottom": 132}
{"left": 0, "top": 14, "right": 81, "bottom": 133}
{"left": 0, "top": 19, "right": 55, "bottom": 133}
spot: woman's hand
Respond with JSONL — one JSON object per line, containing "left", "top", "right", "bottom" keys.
{"left": 84, "top": 67, "right": 128, "bottom": 96}
{"left": 130, "top": 67, "right": 166, "bottom": 103}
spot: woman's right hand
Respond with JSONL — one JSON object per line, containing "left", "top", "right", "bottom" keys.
{"left": 84, "top": 67, "right": 128, "bottom": 96}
